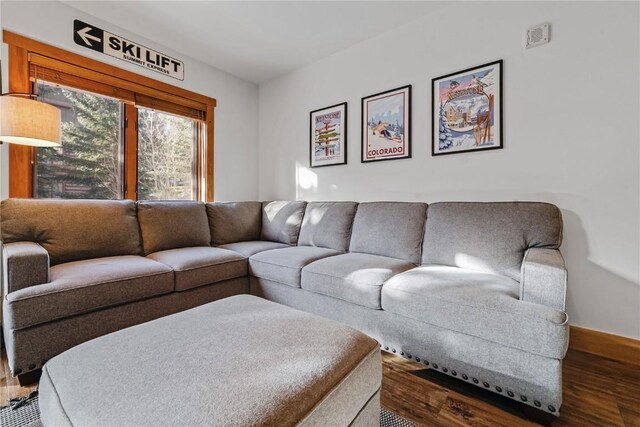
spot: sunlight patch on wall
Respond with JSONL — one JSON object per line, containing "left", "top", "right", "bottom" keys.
{"left": 295, "top": 162, "right": 318, "bottom": 199}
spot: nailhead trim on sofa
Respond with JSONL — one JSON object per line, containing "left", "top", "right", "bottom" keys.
{"left": 380, "top": 344, "right": 557, "bottom": 414}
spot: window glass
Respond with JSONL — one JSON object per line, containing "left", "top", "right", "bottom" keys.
{"left": 137, "top": 107, "right": 196, "bottom": 200}
{"left": 35, "top": 82, "right": 123, "bottom": 199}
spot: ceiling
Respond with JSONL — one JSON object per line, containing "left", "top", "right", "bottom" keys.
{"left": 63, "top": 1, "right": 447, "bottom": 84}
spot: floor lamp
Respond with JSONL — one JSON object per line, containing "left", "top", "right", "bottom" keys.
{"left": 0, "top": 93, "right": 61, "bottom": 147}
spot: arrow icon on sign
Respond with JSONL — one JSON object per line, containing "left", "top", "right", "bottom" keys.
{"left": 77, "top": 26, "right": 101, "bottom": 47}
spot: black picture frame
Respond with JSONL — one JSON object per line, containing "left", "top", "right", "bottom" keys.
{"left": 361, "top": 85, "right": 411, "bottom": 163}
{"left": 432, "top": 60, "right": 503, "bottom": 156}
{"left": 309, "top": 102, "right": 348, "bottom": 168}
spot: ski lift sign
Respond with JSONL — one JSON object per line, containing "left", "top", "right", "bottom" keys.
{"left": 73, "top": 19, "right": 184, "bottom": 81}
{"left": 432, "top": 60, "right": 503, "bottom": 156}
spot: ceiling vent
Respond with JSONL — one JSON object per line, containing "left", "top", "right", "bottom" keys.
{"left": 526, "top": 23, "right": 550, "bottom": 49}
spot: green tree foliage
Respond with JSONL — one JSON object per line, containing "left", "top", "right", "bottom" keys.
{"left": 35, "top": 84, "right": 195, "bottom": 200}
{"left": 36, "top": 84, "right": 121, "bottom": 199}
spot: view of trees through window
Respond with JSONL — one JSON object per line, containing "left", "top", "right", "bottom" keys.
{"left": 36, "top": 83, "right": 122, "bottom": 199}
{"left": 138, "top": 108, "right": 195, "bottom": 200}
{"left": 35, "top": 82, "right": 197, "bottom": 200}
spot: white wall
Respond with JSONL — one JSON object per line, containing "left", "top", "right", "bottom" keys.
{"left": 0, "top": 0, "right": 260, "bottom": 201}
{"left": 259, "top": 2, "right": 640, "bottom": 339}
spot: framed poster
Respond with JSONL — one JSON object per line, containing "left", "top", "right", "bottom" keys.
{"left": 432, "top": 60, "right": 503, "bottom": 156}
{"left": 310, "top": 102, "right": 347, "bottom": 168}
{"left": 361, "top": 85, "right": 411, "bottom": 163}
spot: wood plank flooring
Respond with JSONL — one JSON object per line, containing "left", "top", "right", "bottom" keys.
{"left": 3, "top": 348, "right": 639, "bottom": 426}
{"left": 380, "top": 349, "right": 640, "bottom": 427}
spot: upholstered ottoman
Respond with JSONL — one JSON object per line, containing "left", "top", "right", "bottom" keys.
{"left": 38, "top": 295, "right": 381, "bottom": 426}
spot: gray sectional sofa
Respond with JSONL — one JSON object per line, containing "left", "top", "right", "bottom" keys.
{"left": 1, "top": 198, "right": 568, "bottom": 416}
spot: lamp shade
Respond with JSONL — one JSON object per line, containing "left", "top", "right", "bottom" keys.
{"left": 0, "top": 95, "right": 62, "bottom": 147}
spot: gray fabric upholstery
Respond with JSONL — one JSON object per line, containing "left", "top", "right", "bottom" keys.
{"left": 137, "top": 201, "right": 211, "bottom": 255}
{"left": 0, "top": 197, "right": 567, "bottom": 417}
{"left": 261, "top": 201, "right": 307, "bottom": 244}
{"left": 249, "top": 246, "right": 342, "bottom": 287}
{"left": 422, "top": 202, "right": 563, "bottom": 281}
{"left": 301, "top": 253, "right": 414, "bottom": 309}
{"left": 251, "top": 277, "right": 565, "bottom": 414}
{"left": 206, "top": 201, "right": 262, "bottom": 245}
{"left": 39, "top": 295, "right": 380, "bottom": 427}
{"left": 4, "top": 278, "right": 248, "bottom": 377}
{"left": 298, "top": 202, "right": 358, "bottom": 251}
{"left": 297, "top": 349, "right": 381, "bottom": 427}
{"left": 2, "top": 242, "right": 49, "bottom": 294}
{"left": 381, "top": 265, "right": 568, "bottom": 358}
{"left": 521, "top": 248, "right": 567, "bottom": 310}
{"left": 349, "top": 391, "right": 381, "bottom": 427}
{"left": 147, "top": 247, "right": 247, "bottom": 291}
{"left": 38, "top": 363, "right": 71, "bottom": 425}
{"left": 5, "top": 255, "right": 173, "bottom": 330}
{"left": 218, "top": 240, "right": 290, "bottom": 258}
{"left": 349, "top": 202, "right": 427, "bottom": 263}
{"left": 0, "top": 199, "right": 141, "bottom": 265}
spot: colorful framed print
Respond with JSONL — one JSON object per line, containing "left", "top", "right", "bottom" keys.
{"left": 361, "top": 85, "right": 411, "bottom": 163}
{"left": 310, "top": 102, "right": 347, "bottom": 168}
{"left": 432, "top": 60, "right": 503, "bottom": 156}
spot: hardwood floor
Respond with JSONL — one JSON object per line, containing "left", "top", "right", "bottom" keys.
{"left": 380, "top": 349, "right": 640, "bottom": 427}
{"left": 2, "top": 348, "right": 639, "bottom": 426}
{"left": 1, "top": 350, "right": 37, "bottom": 407}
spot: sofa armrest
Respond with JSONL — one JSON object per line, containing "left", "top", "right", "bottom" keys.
{"left": 3, "top": 242, "right": 50, "bottom": 295}
{"left": 520, "top": 248, "right": 567, "bottom": 310}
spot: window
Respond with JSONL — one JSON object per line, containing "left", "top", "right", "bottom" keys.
{"left": 137, "top": 108, "right": 196, "bottom": 200}
{"left": 5, "top": 31, "right": 215, "bottom": 201}
{"left": 34, "top": 84, "right": 200, "bottom": 201}
{"left": 35, "top": 82, "right": 124, "bottom": 199}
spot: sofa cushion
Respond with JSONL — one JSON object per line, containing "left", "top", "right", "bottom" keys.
{"left": 261, "top": 201, "right": 307, "bottom": 244}
{"left": 381, "top": 265, "right": 568, "bottom": 358}
{"left": 0, "top": 199, "right": 142, "bottom": 266}
{"left": 219, "top": 241, "right": 290, "bottom": 258}
{"left": 349, "top": 202, "right": 427, "bottom": 264}
{"left": 301, "top": 253, "right": 414, "bottom": 309}
{"left": 147, "top": 247, "right": 247, "bottom": 292}
{"left": 249, "top": 246, "right": 341, "bottom": 287}
{"left": 422, "top": 202, "right": 563, "bottom": 281}
{"left": 206, "top": 202, "right": 262, "bottom": 245}
{"left": 138, "top": 201, "right": 211, "bottom": 255}
{"left": 5, "top": 256, "right": 173, "bottom": 330}
{"left": 297, "top": 202, "right": 358, "bottom": 251}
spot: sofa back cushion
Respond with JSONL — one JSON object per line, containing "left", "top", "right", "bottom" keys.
{"left": 138, "top": 201, "right": 210, "bottom": 255}
{"left": 261, "top": 201, "right": 307, "bottom": 245}
{"left": 206, "top": 201, "right": 262, "bottom": 245}
{"left": 297, "top": 202, "right": 358, "bottom": 251}
{"left": 349, "top": 202, "right": 427, "bottom": 264}
{"left": 0, "top": 199, "right": 141, "bottom": 266}
{"left": 422, "top": 202, "right": 563, "bottom": 281}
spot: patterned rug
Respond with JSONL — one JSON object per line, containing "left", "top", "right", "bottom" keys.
{"left": 380, "top": 407, "right": 417, "bottom": 426}
{"left": 0, "top": 392, "right": 41, "bottom": 427}
{"left": 1, "top": 392, "right": 416, "bottom": 427}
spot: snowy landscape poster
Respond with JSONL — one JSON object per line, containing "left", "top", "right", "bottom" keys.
{"left": 432, "top": 60, "right": 502, "bottom": 156}
{"left": 361, "top": 85, "right": 411, "bottom": 162}
{"left": 310, "top": 102, "right": 347, "bottom": 168}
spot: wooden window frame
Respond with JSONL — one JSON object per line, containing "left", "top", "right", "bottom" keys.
{"left": 4, "top": 31, "right": 216, "bottom": 201}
